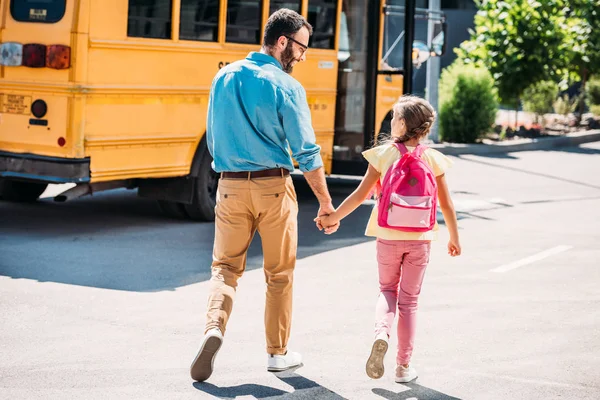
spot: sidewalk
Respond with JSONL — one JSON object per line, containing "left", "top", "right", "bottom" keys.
{"left": 429, "top": 129, "right": 600, "bottom": 156}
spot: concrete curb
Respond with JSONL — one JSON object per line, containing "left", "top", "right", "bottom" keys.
{"left": 428, "top": 129, "right": 600, "bottom": 156}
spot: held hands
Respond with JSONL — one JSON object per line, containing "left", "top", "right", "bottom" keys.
{"left": 315, "top": 213, "right": 340, "bottom": 234}
{"left": 448, "top": 237, "right": 461, "bottom": 257}
{"left": 315, "top": 203, "right": 340, "bottom": 235}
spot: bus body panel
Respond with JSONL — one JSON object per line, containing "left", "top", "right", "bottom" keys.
{"left": 0, "top": 0, "right": 83, "bottom": 162}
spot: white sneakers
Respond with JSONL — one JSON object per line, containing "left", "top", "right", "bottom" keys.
{"left": 190, "top": 328, "right": 223, "bottom": 382}
{"left": 395, "top": 364, "right": 418, "bottom": 383}
{"left": 366, "top": 333, "right": 389, "bottom": 379}
{"left": 191, "top": 329, "right": 301, "bottom": 381}
{"left": 267, "top": 351, "right": 303, "bottom": 372}
{"left": 191, "top": 330, "right": 417, "bottom": 383}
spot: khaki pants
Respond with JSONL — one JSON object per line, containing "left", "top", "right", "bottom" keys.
{"left": 205, "top": 175, "right": 298, "bottom": 355}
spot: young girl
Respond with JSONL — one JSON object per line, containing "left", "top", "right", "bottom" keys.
{"left": 317, "top": 95, "right": 461, "bottom": 383}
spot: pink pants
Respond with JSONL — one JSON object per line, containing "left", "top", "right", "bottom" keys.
{"left": 375, "top": 238, "right": 431, "bottom": 365}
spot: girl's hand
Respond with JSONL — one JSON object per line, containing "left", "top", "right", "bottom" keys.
{"left": 314, "top": 213, "right": 339, "bottom": 233}
{"left": 448, "top": 239, "right": 461, "bottom": 257}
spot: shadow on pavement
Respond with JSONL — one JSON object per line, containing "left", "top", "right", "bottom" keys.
{"left": 193, "top": 382, "right": 288, "bottom": 399}
{"left": 372, "top": 383, "right": 462, "bottom": 400}
{"left": 0, "top": 178, "right": 373, "bottom": 292}
{"left": 193, "top": 367, "right": 348, "bottom": 399}
{"left": 542, "top": 143, "right": 600, "bottom": 156}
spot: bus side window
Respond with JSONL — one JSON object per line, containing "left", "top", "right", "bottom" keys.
{"left": 226, "top": 0, "right": 263, "bottom": 44}
{"left": 307, "top": 0, "right": 337, "bottom": 49}
{"left": 127, "top": 0, "right": 173, "bottom": 40}
{"left": 180, "top": 0, "right": 220, "bottom": 42}
{"left": 269, "top": 0, "right": 302, "bottom": 15}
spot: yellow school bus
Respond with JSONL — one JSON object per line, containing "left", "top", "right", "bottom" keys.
{"left": 0, "top": 0, "right": 445, "bottom": 220}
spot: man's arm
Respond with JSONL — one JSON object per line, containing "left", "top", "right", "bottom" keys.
{"left": 280, "top": 87, "right": 338, "bottom": 233}
{"left": 303, "top": 167, "right": 332, "bottom": 208}
{"left": 304, "top": 167, "right": 338, "bottom": 233}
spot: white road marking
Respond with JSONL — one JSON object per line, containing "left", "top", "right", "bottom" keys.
{"left": 491, "top": 245, "right": 573, "bottom": 273}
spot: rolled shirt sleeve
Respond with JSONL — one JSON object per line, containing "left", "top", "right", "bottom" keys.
{"left": 280, "top": 87, "right": 323, "bottom": 173}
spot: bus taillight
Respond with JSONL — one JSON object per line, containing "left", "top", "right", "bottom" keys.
{"left": 23, "top": 44, "right": 46, "bottom": 68}
{"left": 47, "top": 45, "right": 70, "bottom": 69}
{"left": 0, "top": 42, "right": 70, "bottom": 69}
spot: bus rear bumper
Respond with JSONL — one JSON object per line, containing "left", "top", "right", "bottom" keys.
{"left": 0, "top": 151, "right": 90, "bottom": 184}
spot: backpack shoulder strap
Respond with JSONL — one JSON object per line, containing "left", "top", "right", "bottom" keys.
{"left": 412, "top": 144, "right": 428, "bottom": 158}
{"left": 394, "top": 142, "right": 409, "bottom": 155}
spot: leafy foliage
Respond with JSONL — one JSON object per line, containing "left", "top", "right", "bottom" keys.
{"left": 439, "top": 61, "right": 498, "bottom": 143}
{"left": 564, "top": 1, "right": 600, "bottom": 79}
{"left": 522, "top": 81, "right": 559, "bottom": 122}
{"left": 553, "top": 94, "right": 579, "bottom": 116}
{"left": 586, "top": 76, "right": 600, "bottom": 106}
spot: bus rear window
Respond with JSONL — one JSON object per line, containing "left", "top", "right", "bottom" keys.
{"left": 11, "top": 0, "right": 66, "bottom": 23}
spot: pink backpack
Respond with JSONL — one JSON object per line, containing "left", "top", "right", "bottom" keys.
{"left": 377, "top": 143, "right": 437, "bottom": 232}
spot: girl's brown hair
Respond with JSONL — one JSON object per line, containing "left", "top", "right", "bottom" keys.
{"left": 390, "top": 95, "right": 436, "bottom": 143}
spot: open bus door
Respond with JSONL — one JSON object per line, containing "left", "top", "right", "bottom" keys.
{"left": 332, "top": 0, "right": 446, "bottom": 176}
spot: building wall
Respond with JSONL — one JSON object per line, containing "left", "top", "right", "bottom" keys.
{"left": 440, "top": 7, "right": 477, "bottom": 70}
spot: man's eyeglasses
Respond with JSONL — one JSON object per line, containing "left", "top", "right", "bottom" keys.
{"left": 284, "top": 36, "right": 308, "bottom": 53}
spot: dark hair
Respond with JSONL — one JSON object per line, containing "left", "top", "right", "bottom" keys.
{"left": 391, "top": 95, "right": 436, "bottom": 143}
{"left": 263, "top": 8, "right": 313, "bottom": 47}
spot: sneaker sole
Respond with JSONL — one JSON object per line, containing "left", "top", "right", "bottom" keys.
{"left": 267, "top": 362, "right": 302, "bottom": 372}
{"left": 395, "top": 373, "right": 418, "bottom": 383}
{"left": 190, "top": 336, "right": 222, "bottom": 382}
{"left": 366, "top": 339, "right": 388, "bottom": 379}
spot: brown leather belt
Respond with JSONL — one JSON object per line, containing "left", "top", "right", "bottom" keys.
{"left": 221, "top": 168, "right": 290, "bottom": 180}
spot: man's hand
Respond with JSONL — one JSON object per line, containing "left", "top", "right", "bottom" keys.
{"left": 316, "top": 203, "right": 339, "bottom": 234}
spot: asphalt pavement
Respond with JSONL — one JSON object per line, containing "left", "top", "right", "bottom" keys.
{"left": 1, "top": 143, "right": 599, "bottom": 399}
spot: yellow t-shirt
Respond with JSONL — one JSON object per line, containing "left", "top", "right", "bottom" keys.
{"left": 362, "top": 144, "right": 454, "bottom": 241}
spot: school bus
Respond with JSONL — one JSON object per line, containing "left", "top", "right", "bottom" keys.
{"left": 0, "top": 0, "right": 445, "bottom": 220}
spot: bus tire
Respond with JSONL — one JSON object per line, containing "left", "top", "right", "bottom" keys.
{"left": 0, "top": 178, "right": 48, "bottom": 202}
{"left": 157, "top": 199, "right": 188, "bottom": 219}
{"left": 183, "top": 141, "right": 218, "bottom": 221}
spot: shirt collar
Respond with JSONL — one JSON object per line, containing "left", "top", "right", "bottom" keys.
{"left": 247, "top": 52, "right": 283, "bottom": 70}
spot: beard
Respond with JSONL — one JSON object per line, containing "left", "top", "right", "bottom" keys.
{"left": 281, "top": 43, "right": 300, "bottom": 74}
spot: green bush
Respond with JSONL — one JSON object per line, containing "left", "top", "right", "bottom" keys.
{"left": 438, "top": 61, "right": 498, "bottom": 143}
{"left": 553, "top": 94, "right": 579, "bottom": 116}
{"left": 522, "top": 81, "right": 559, "bottom": 122}
{"left": 586, "top": 77, "right": 600, "bottom": 107}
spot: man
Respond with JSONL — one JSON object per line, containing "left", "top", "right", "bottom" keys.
{"left": 190, "top": 9, "right": 339, "bottom": 382}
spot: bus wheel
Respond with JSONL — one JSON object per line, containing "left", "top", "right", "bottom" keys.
{"left": 0, "top": 178, "right": 48, "bottom": 202}
{"left": 157, "top": 199, "right": 188, "bottom": 219}
{"left": 183, "top": 141, "right": 218, "bottom": 221}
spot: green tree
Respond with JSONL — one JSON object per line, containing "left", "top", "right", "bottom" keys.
{"left": 564, "top": 1, "right": 600, "bottom": 80}
{"left": 457, "top": 0, "right": 571, "bottom": 110}
{"left": 563, "top": 2, "right": 600, "bottom": 117}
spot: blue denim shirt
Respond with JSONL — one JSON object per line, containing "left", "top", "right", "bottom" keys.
{"left": 206, "top": 52, "right": 323, "bottom": 173}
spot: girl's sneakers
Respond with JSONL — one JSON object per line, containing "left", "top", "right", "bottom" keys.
{"left": 395, "top": 364, "right": 418, "bottom": 383}
{"left": 365, "top": 333, "right": 389, "bottom": 379}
